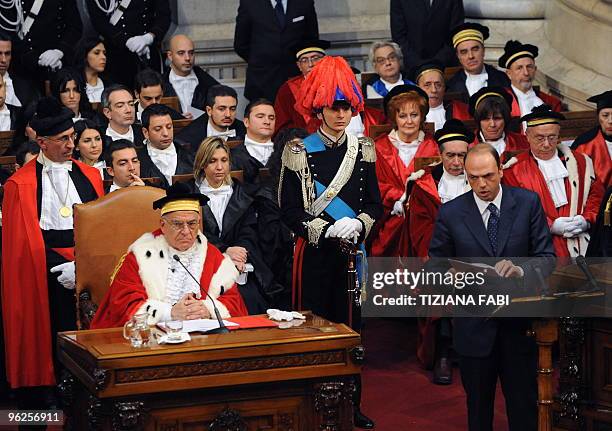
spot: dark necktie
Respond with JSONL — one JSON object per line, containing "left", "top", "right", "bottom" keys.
{"left": 487, "top": 203, "right": 499, "bottom": 256}
{"left": 274, "top": 0, "right": 286, "bottom": 29}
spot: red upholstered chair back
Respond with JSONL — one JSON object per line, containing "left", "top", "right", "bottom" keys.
{"left": 73, "top": 186, "right": 166, "bottom": 328}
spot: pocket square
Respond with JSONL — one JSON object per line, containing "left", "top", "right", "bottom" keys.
{"left": 292, "top": 15, "right": 304, "bottom": 23}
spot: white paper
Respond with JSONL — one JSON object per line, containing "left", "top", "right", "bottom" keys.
{"left": 186, "top": 106, "right": 205, "bottom": 119}
{"left": 158, "top": 318, "right": 238, "bottom": 333}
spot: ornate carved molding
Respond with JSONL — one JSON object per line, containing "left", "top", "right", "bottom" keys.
{"left": 209, "top": 408, "right": 247, "bottom": 431}
{"left": 79, "top": 289, "right": 99, "bottom": 330}
{"left": 88, "top": 394, "right": 106, "bottom": 431}
{"left": 93, "top": 368, "right": 110, "bottom": 391}
{"left": 57, "top": 369, "right": 76, "bottom": 409}
{"left": 116, "top": 350, "right": 345, "bottom": 383}
{"left": 112, "top": 401, "right": 146, "bottom": 431}
{"left": 279, "top": 413, "right": 295, "bottom": 431}
{"left": 556, "top": 318, "right": 587, "bottom": 427}
{"left": 315, "top": 381, "right": 346, "bottom": 431}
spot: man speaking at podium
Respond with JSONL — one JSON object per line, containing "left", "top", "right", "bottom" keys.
{"left": 92, "top": 183, "right": 248, "bottom": 328}
{"left": 428, "top": 144, "right": 554, "bottom": 431}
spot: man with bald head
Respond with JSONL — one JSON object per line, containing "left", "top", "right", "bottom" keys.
{"left": 429, "top": 143, "right": 554, "bottom": 431}
{"left": 163, "top": 34, "right": 219, "bottom": 120}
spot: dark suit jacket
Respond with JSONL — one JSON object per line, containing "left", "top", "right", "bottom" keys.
{"left": 10, "top": 74, "right": 40, "bottom": 110}
{"left": 135, "top": 142, "right": 194, "bottom": 189}
{"left": 174, "top": 114, "right": 246, "bottom": 154}
{"left": 390, "top": 0, "right": 464, "bottom": 69}
{"left": 162, "top": 66, "right": 220, "bottom": 112}
{"left": 428, "top": 186, "right": 555, "bottom": 357}
{"left": 233, "top": 0, "right": 318, "bottom": 101}
{"left": 446, "top": 63, "right": 511, "bottom": 96}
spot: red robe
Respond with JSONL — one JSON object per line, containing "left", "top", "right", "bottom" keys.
{"left": 470, "top": 131, "right": 529, "bottom": 164}
{"left": 1, "top": 158, "right": 103, "bottom": 388}
{"left": 503, "top": 150, "right": 604, "bottom": 257}
{"left": 572, "top": 128, "right": 611, "bottom": 187}
{"left": 408, "top": 174, "right": 442, "bottom": 258}
{"left": 91, "top": 230, "right": 248, "bottom": 329}
{"left": 507, "top": 87, "right": 563, "bottom": 118}
{"left": 371, "top": 133, "right": 440, "bottom": 256}
{"left": 274, "top": 75, "right": 307, "bottom": 134}
{"left": 448, "top": 99, "right": 471, "bottom": 120}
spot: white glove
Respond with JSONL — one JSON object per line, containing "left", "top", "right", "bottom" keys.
{"left": 138, "top": 45, "right": 151, "bottom": 60}
{"left": 391, "top": 200, "right": 405, "bottom": 217}
{"left": 325, "top": 217, "right": 362, "bottom": 239}
{"left": 563, "top": 215, "right": 589, "bottom": 238}
{"left": 50, "top": 261, "right": 76, "bottom": 290}
{"left": 125, "top": 33, "right": 154, "bottom": 55}
{"left": 267, "top": 309, "right": 306, "bottom": 322}
{"left": 38, "top": 49, "right": 63, "bottom": 70}
{"left": 550, "top": 216, "right": 574, "bottom": 236}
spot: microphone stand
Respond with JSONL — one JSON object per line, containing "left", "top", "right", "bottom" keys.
{"left": 173, "top": 255, "right": 230, "bottom": 334}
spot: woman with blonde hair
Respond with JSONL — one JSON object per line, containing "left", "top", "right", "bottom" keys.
{"left": 192, "top": 136, "right": 272, "bottom": 314}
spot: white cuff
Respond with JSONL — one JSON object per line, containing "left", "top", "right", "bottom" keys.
{"left": 137, "top": 299, "right": 172, "bottom": 325}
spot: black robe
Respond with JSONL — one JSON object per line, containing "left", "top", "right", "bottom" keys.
{"left": 446, "top": 64, "right": 511, "bottom": 97}
{"left": 162, "top": 66, "right": 220, "bottom": 113}
{"left": 85, "top": 0, "right": 171, "bottom": 87}
{"left": 136, "top": 142, "right": 194, "bottom": 189}
{"left": 587, "top": 186, "right": 612, "bottom": 257}
{"left": 174, "top": 114, "right": 246, "bottom": 154}
{"left": 188, "top": 179, "right": 272, "bottom": 314}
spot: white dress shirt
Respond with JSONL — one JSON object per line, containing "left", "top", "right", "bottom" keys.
{"left": 388, "top": 129, "right": 424, "bottom": 167}
{"left": 71, "top": 113, "right": 82, "bottom": 123}
{"left": 169, "top": 69, "right": 198, "bottom": 114}
{"left": 3, "top": 73, "right": 21, "bottom": 107}
{"left": 106, "top": 125, "right": 134, "bottom": 142}
{"left": 473, "top": 186, "right": 503, "bottom": 228}
{"left": 270, "top": 0, "right": 286, "bottom": 12}
{"left": 136, "top": 102, "right": 145, "bottom": 121}
{"left": 198, "top": 178, "right": 233, "bottom": 234}
{"left": 147, "top": 143, "right": 177, "bottom": 184}
{"left": 0, "top": 104, "right": 11, "bottom": 131}
{"left": 465, "top": 69, "right": 489, "bottom": 96}
{"left": 426, "top": 104, "right": 446, "bottom": 132}
{"left": 244, "top": 135, "right": 274, "bottom": 166}
{"left": 38, "top": 152, "right": 82, "bottom": 231}
{"left": 366, "top": 74, "right": 406, "bottom": 99}
{"left": 86, "top": 77, "right": 104, "bottom": 103}
{"left": 109, "top": 182, "right": 122, "bottom": 193}
{"left": 480, "top": 131, "right": 506, "bottom": 156}
{"left": 207, "top": 120, "right": 236, "bottom": 140}
{"left": 534, "top": 153, "right": 569, "bottom": 208}
{"left": 512, "top": 85, "right": 543, "bottom": 117}
{"left": 438, "top": 168, "right": 469, "bottom": 203}
{"left": 92, "top": 160, "right": 106, "bottom": 179}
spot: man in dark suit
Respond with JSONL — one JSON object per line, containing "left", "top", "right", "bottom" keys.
{"left": 390, "top": 0, "right": 464, "bottom": 70}
{"left": 163, "top": 34, "right": 219, "bottom": 120}
{"left": 102, "top": 84, "right": 145, "bottom": 147}
{"left": 137, "top": 104, "right": 193, "bottom": 189}
{"left": 86, "top": 0, "right": 171, "bottom": 87}
{"left": 446, "top": 23, "right": 510, "bottom": 98}
{"left": 0, "top": 72, "right": 22, "bottom": 131}
{"left": 0, "top": 31, "right": 40, "bottom": 110}
{"left": 234, "top": 0, "right": 319, "bottom": 101}
{"left": 175, "top": 85, "right": 246, "bottom": 154}
{"left": 134, "top": 68, "right": 183, "bottom": 123}
{"left": 429, "top": 144, "right": 555, "bottom": 431}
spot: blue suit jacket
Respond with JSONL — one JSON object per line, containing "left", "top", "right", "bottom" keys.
{"left": 428, "top": 185, "right": 555, "bottom": 357}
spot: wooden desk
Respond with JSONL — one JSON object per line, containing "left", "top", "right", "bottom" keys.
{"left": 58, "top": 314, "right": 362, "bottom": 430}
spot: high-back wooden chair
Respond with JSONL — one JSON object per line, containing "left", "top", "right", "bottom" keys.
{"left": 73, "top": 186, "right": 166, "bottom": 328}
{"left": 160, "top": 96, "right": 181, "bottom": 113}
{"left": 172, "top": 170, "right": 244, "bottom": 185}
{"left": 172, "top": 118, "right": 192, "bottom": 135}
{"left": 226, "top": 139, "right": 244, "bottom": 149}
{"left": 368, "top": 122, "right": 436, "bottom": 140}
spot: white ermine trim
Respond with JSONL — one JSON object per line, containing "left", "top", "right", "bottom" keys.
{"left": 209, "top": 254, "right": 239, "bottom": 298}
{"left": 203, "top": 297, "right": 230, "bottom": 319}
{"left": 135, "top": 299, "right": 172, "bottom": 325}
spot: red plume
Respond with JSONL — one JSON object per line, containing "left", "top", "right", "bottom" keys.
{"left": 295, "top": 56, "right": 364, "bottom": 117}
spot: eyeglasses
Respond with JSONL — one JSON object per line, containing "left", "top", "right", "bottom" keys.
{"left": 42, "top": 133, "right": 77, "bottom": 144}
{"left": 374, "top": 54, "right": 399, "bottom": 65}
{"left": 532, "top": 135, "right": 559, "bottom": 144}
{"left": 298, "top": 55, "right": 324, "bottom": 66}
{"left": 164, "top": 219, "right": 199, "bottom": 232}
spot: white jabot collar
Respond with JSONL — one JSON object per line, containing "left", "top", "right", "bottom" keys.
{"left": 198, "top": 178, "right": 233, "bottom": 234}
{"left": 169, "top": 68, "right": 198, "bottom": 84}
{"left": 465, "top": 69, "right": 488, "bottom": 96}
{"left": 106, "top": 125, "right": 134, "bottom": 142}
{"left": 244, "top": 134, "right": 274, "bottom": 166}
{"left": 480, "top": 131, "right": 506, "bottom": 155}
{"left": 388, "top": 129, "right": 424, "bottom": 167}
{"left": 606, "top": 139, "right": 612, "bottom": 160}
{"left": 207, "top": 119, "right": 236, "bottom": 139}
{"left": 381, "top": 73, "right": 404, "bottom": 91}
{"left": 533, "top": 152, "right": 569, "bottom": 208}
{"left": 3, "top": 72, "right": 21, "bottom": 107}
{"left": 38, "top": 151, "right": 72, "bottom": 171}
{"left": 426, "top": 104, "right": 446, "bottom": 131}
{"left": 438, "top": 167, "right": 468, "bottom": 203}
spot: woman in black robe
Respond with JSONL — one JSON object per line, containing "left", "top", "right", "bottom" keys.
{"left": 190, "top": 136, "right": 272, "bottom": 314}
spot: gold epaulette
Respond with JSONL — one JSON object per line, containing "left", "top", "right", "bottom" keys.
{"left": 358, "top": 136, "right": 376, "bottom": 163}
{"left": 281, "top": 138, "right": 308, "bottom": 172}
{"left": 605, "top": 192, "right": 612, "bottom": 226}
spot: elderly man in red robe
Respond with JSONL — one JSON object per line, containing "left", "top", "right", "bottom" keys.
{"left": 572, "top": 90, "right": 612, "bottom": 187}
{"left": 2, "top": 98, "right": 104, "bottom": 407}
{"left": 92, "top": 183, "right": 248, "bottom": 328}
{"left": 407, "top": 119, "right": 473, "bottom": 385}
{"left": 372, "top": 84, "right": 439, "bottom": 256}
{"left": 498, "top": 40, "right": 563, "bottom": 119}
{"left": 503, "top": 105, "right": 604, "bottom": 258}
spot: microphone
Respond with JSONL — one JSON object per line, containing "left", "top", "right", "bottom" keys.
{"left": 534, "top": 266, "right": 550, "bottom": 297}
{"left": 576, "top": 255, "right": 599, "bottom": 292}
{"left": 173, "top": 255, "right": 230, "bottom": 334}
